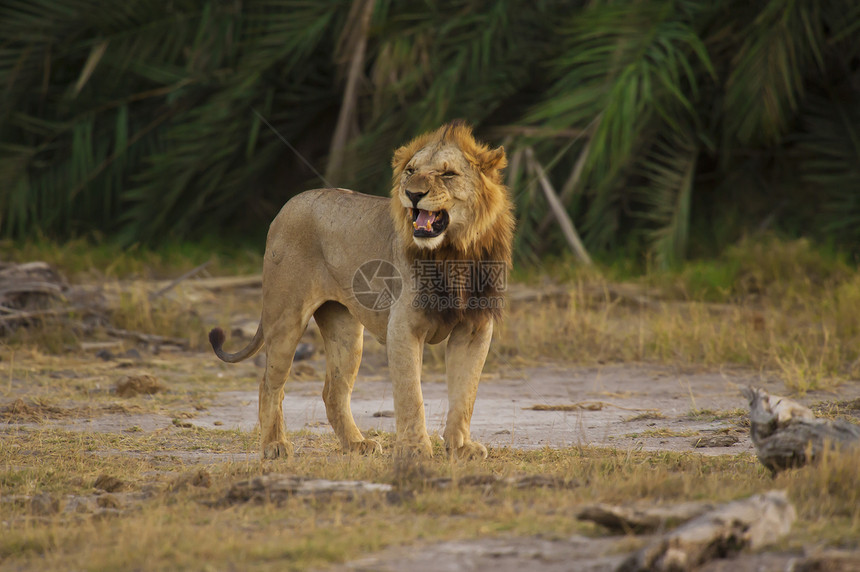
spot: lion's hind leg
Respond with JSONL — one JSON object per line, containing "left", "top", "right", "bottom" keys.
{"left": 314, "top": 302, "right": 381, "bottom": 455}
{"left": 258, "top": 313, "right": 307, "bottom": 460}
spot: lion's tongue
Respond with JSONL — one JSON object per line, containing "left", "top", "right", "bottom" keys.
{"left": 415, "top": 209, "right": 436, "bottom": 229}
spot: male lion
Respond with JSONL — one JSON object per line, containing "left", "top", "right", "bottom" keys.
{"left": 209, "top": 121, "right": 514, "bottom": 460}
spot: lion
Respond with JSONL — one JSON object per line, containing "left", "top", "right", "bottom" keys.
{"left": 209, "top": 121, "right": 515, "bottom": 460}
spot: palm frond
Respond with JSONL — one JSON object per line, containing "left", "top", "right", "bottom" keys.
{"left": 636, "top": 131, "right": 698, "bottom": 268}
{"left": 723, "top": 0, "right": 823, "bottom": 144}
{"left": 800, "top": 92, "right": 860, "bottom": 245}
{"left": 526, "top": 1, "right": 713, "bottom": 189}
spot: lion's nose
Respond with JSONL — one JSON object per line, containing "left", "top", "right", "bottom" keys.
{"left": 405, "top": 190, "right": 428, "bottom": 208}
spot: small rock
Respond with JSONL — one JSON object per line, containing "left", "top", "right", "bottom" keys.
{"left": 692, "top": 435, "right": 739, "bottom": 448}
{"left": 94, "top": 474, "right": 125, "bottom": 492}
{"left": 373, "top": 410, "right": 396, "bottom": 418}
{"left": 122, "top": 348, "right": 141, "bottom": 360}
{"left": 191, "top": 469, "right": 212, "bottom": 488}
{"left": 115, "top": 374, "right": 164, "bottom": 397}
{"left": 171, "top": 469, "right": 212, "bottom": 491}
{"left": 294, "top": 342, "right": 315, "bottom": 361}
{"left": 95, "top": 349, "right": 114, "bottom": 361}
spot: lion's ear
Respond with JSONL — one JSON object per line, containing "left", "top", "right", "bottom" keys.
{"left": 480, "top": 146, "right": 507, "bottom": 174}
{"left": 392, "top": 145, "right": 412, "bottom": 171}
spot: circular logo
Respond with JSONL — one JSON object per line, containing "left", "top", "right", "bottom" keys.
{"left": 353, "top": 260, "right": 402, "bottom": 311}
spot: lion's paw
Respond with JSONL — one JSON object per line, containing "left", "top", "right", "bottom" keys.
{"left": 446, "top": 439, "right": 488, "bottom": 460}
{"left": 348, "top": 438, "right": 382, "bottom": 455}
{"left": 262, "top": 440, "right": 293, "bottom": 460}
{"left": 394, "top": 437, "right": 433, "bottom": 459}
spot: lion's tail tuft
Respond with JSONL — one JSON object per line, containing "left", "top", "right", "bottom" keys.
{"left": 208, "top": 322, "right": 264, "bottom": 363}
{"left": 209, "top": 327, "right": 226, "bottom": 353}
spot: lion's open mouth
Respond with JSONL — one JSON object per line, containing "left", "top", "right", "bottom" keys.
{"left": 411, "top": 208, "right": 449, "bottom": 238}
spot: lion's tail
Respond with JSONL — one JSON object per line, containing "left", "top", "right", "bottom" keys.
{"left": 208, "top": 321, "right": 264, "bottom": 363}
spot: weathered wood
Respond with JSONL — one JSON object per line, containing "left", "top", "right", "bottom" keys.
{"left": 691, "top": 434, "right": 739, "bottom": 448}
{"left": 326, "top": 0, "right": 375, "bottom": 183}
{"left": 223, "top": 474, "right": 392, "bottom": 505}
{"left": 527, "top": 401, "right": 658, "bottom": 413}
{"left": 537, "top": 138, "right": 592, "bottom": 235}
{"left": 0, "top": 261, "right": 67, "bottom": 310}
{"left": 526, "top": 148, "right": 593, "bottom": 265}
{"left": 618, "top": 491, "right": 796, "bottom": 572}
{"left": 578, "top": 501, "right": 714, "bottom": 533}
{"left": 742, "top": 387, "right": 860, "bottom": 474}
{"left": 173, "top": 275, "right": 262, "bottom": 291}
{"left": 429, "top": 474, "right": 570, "bottom": 490}
{"left": 148, "top": 261, "right": 211, "bottom": 300}
{"left": 0, "top": 307, "right": 76, "bottom": 323}
{"left": 103, "top": 326, "right": 189, "bottom": 348}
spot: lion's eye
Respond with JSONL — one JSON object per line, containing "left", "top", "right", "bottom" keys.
{"left": 441, "top": 171, "right": 458, "bottom": 178}
{"left": 404, "top": 167, "right": 415, "bottom": 176}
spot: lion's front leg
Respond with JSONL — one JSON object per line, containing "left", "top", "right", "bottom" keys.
{"left": 387, "top": 320, "right": 433, "bottom": 458}
{"left": 444, "top": 319, "right": 493, "bottom": 460}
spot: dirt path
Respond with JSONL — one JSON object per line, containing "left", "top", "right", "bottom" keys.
{"left": 190, "top": 362, "right": 777, "bottom": 455}
{"left": 14, "top": 350, "right": 859, "bottom": 459}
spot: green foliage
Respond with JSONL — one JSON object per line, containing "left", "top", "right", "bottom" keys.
{"left": 2, "top": 0, "right": 860, "bottom": 263}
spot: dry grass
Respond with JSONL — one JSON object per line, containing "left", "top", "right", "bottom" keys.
{"left": 5, "top": 235, "right": 860, "bottom": 394}
{"left": 494, "top": 238, "right": 860, "bottom": 393}
{"left": 1, "top": 426, "right": 857, "bottom": 570}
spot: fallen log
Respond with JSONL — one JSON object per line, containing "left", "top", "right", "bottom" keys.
{"left": 577, "top": 501, "right": 714, "bottom": 534}
{"left": 742, "top": 387, "right": 860, "bottom": 474}
{"left": 0, "top": 261, "right": 68, "bottom": 311}
{"left": 222, "top": 474, "right": 392, "bottom": 505}
{"left": 617, "top": 490, "right": 796, "bottom": 572}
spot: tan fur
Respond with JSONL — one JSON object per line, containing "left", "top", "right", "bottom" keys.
{"left": 210, "top": 122, "right": 514, "bottom": 460}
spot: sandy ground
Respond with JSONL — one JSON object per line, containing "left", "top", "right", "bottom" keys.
{"left": 28, "top": 351, "right": 859, "bottom": 458}
{"left": 6, "top": 346, "right": 860, "bottom": 571}
{"left": 189, "top": 362, "right": 768, "bottom": 455}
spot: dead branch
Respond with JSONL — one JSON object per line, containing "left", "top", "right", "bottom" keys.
{"left": 0, "top": 307, "right": 85, "bottom": 324}
{"left": 326, "top": 0, "right": 376, "bottom": 183}
{"left": 578, "top": 501, "right": 714, "bottom": 534}
{"left": 485, "top": 125, "right": 587, "bottom": 139}
{"left": 506, "top": 147, "right": 524, "bottom": 191}
{"left": 149, "top": 261, "right": 211, "bottom": 300}
{"left": 526, "top": 401, "right": 658, "bottom": 413}
{"left": 163, "top": 275, "right": 262, "bottom": 292}
{"left": 102, "top": 326, "right": 188, "bottom": 348}
{"left": 537, "top": 137, "right": 592, "bottom": 234}
{"left": 525, "top": 147, "right": 593, "bottom": 265}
